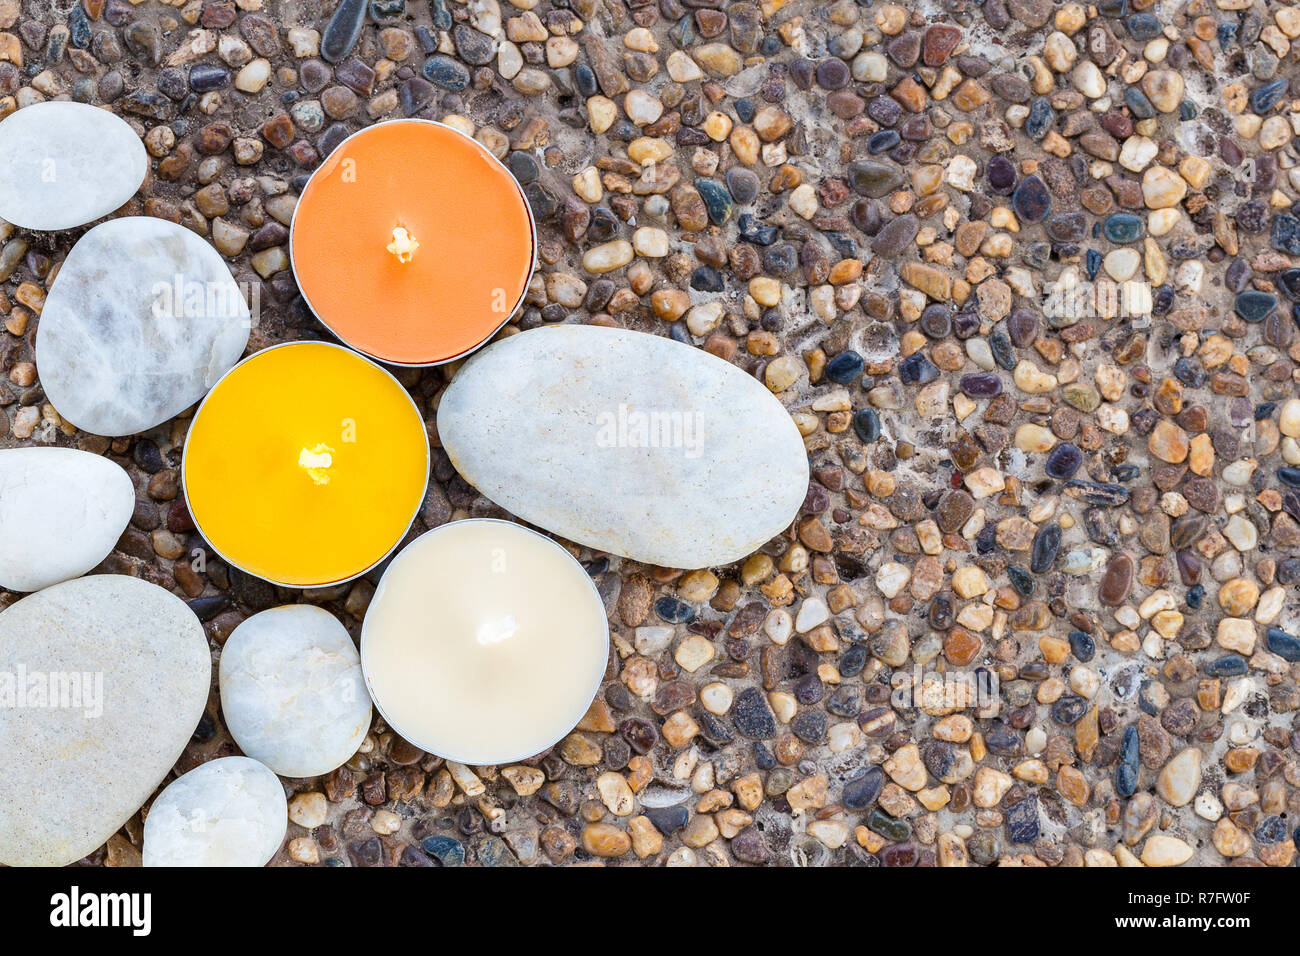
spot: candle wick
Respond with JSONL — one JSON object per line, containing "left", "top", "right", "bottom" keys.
{"left": 387, "top": 226, "right": 419, "bottom": 263}
{"left": 299, "top": 443, "right": 335, "bottom": 486}
{"left": 476, "top": 614, "right": 517, "bottom": 646}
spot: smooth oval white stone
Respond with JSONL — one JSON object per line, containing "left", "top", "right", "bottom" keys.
{"left": 0, "top": 102, "right": 147, "bottom": 231}
{"left": 0, "top": 575, "right": 210, "bottom": 867}
{"left": 438, "top": 326, "right": 809, "bottom": 567}
{"left": 36, "top": 217, "right": 251, "bottom": 437}
{"left": 143, "top": 757, "right": 287, "bottom": 867}
{"left": 0, "top": 448, "right": 135, "bottom": 592}
{"left": 219, "top": 605, "right": 371, "bottom": 778}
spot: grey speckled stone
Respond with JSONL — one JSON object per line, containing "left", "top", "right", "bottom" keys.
{"left": 219, "top": 605, "right": 370, "bottom": 778}
{"left": 36, "top": 217, "right": 250, "bottom": 437}
{"left": 0, "top": 575, "right": 210, "bottom": 867}
{"left": 0, "top": 448, "right": 135, "bottom": 592}
{"left": 0, "top": 102, "right": 147, "bottom": 231}
{"left": 143, "top": 757, "right": 287, "bottom": 867}
{"left": 438, "top": 325, "right": 809, "bottom": 568}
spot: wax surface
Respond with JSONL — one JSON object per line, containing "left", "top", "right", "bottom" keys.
{"left": 291, "top": 121, "right": 534, "bottom": 364}
{"left": 184, "top": 343, "right": 429, "bottom": 587}
{"left": 362, "top": 521, "right": 609, "bottom": 764}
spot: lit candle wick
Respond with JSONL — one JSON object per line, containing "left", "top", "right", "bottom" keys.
{"left": 298, "top": 443, "right": 335, "bottom": 486}
{"left": 387, "top": 226, "right": 418, "bottom": 263}
{"left": 476, "top": 614, "right": 517, "bottom": 646}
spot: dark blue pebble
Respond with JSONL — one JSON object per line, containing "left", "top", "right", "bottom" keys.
{"left": 734, "top": 97, "right": 756, "bottom": 123}
{"left": 840, "top": 644, "right": 868, "bottom": 678}
{"left": 421, "top": 836, "right": 466, "bottom": 866}
{"left": 1124, "top": 85, "right": 1155, "bottom": 119}
{"left": 1186, "top": 584, "right": 1203, "bottom": 609}
{"left": 1012, "top": 174, "right": 1051, "bottom": 222}
{"left": 1025, "top": 97, "right": 1054, "bottom": 140}
{"left": 1085, "top": 248, "right": 1102, "bottom": 280}
{"left": 959, "top": 371, "right": 1002, "bottom": 398}
{"left": 1279, "top": 467, "right": 1300, "bottom": 488}
{"left": 189, "top": 63, "right": 230, "bottom": 93}
{"left": 1126, "top": 12, "right": 1161, "bottom": 39}
{"left": 826, "top": 350, "right": 864, "bottom": 384}
{"left": 69, "top": 5, "right": 91, "bottom": 47}
{"left": 689, "top": 266, "right": 723, "bottom": 292}
{"left": 1111, "top": 463, "right": 1139, "bottom": 483}
{"left": 1205, "top": 655, "right": 1248, "bottom": 677}
{"left": 421, "top": 54, "right": 469, "bottom": 90}
{"left": 843, "top": 766, "right": 885, "bottom": 810}
{"left": 1266, "top": 627, "right": 1300, "bottom": 662}
{"left": 899, "top": 353, "right": 939, "bottom": 385}
{"left": 975, "top": 524, "right": 996, "bottom": 554}
{"left": 1051, "top": 696, "right": 1086, "bottom": 725}
{"left": 1068, "top": 630, "right": 1095, "bottom": 662}
{"left": 1272, "top": 213, "right": 1300, "bottom": 254}
{"left": 1234, "top": 290, "right": 1277, "bottom": 322}
{"left": 852, "top": 408, "right": 881, "bottom": 442}
{"left": 1255, "top": 815, "right": 1287, "bottom": 845}
{"left": 1116, "top": 725, "right": 1140, "bottom": 798}
{"left": 1006, "top": 797, "right": 1040, "bottom": 844}
{"left": 1008, "top": 566, "right": 1034, "bottom": 597}
{"left": 1045, "top": 443, "right": 1082, "bottom": 480}
{"left": 867, "top": 129, "right": 901, "bottom": 154}
{"left": 738, "top": 213, "right": 778, "bottom": 245}
{"left": 1255, "top": 402, "right": 1276, "bottom": 421}
{"left": 321, "top": 0, "right": 367, "bottom": 62}
{"left": 574, "top": 63, "right": 597, "bottom": 97}
{"left": 655, "top": 597, "right": 695, "bottom": 623}
{"left": 1251, "top": 78, "right": 1289, "bottom": 114}
{"left": 1153, "top": 284, "right": 1175, "bottom": 314}
{"left": 1217, "top": 22, "right": 1237, "bottom": 50}
{"left": 695, "top": 179, "right": 733, "bottom": 225}
{"left": 429, "top": 0, "right": 453, "bottom": 28}
{"left": 732, "top": 687, "right": 777, "bottom": 739}
{"left": 1173, "top": 356, "right": 1207, "bottom": 387}
{"left": 645, "top": 805, "right": 690, "bottom": 835}
{"left": 1279, "top": 268, "right": 1300, "bottom": 299}
{"left": 1031, "top": 523, "right": 1061, "bottom": 574}
{"left": 1103, "top": 211, "right": 1144, "bottom": 243}
{"left": 1179, "top": 101, "right": 1197, "bottom": 121}
{"left": 990, "top": 327, "right": 1016, "bottom": 370}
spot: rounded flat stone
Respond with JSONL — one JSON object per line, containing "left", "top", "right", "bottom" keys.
{"left": 0, "top": 575, "right": 210, "bottom": 867}
{"left": 0, "top": 448, "right": 134, "bottom": 593}
{"left": 143, "top": 757, "right": 287, "bottom": 867}
{"left": 0, "top": 102, "right": 147, "bottom": 231}
{"left": 219, "top": 605, "right": 371, "bottom": 778}
{"left": 438, "top": 325, "right": 809, "bottom": 569}
{"left": 36, "top": 217, "right": 250, "bottom": 437}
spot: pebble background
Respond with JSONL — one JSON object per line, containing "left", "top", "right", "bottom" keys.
{"left": 1, "top": 0, "right": 1299, "bottom": 867}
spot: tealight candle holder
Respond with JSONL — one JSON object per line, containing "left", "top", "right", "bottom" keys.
{"left": 289, "top": 119, "right": 537, "bottom": 367}
{"left": 182, "top": 341, "right": 430, "bottom": 588}
{"left": 360, "top": 519, "right": 610, "bottom": 765}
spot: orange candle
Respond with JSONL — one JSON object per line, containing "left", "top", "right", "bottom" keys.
{"left": 290, "top": 120, "right": 535, "bottom": 365}
{"left": 182, "top": 342, "right": 429, "bottom": 587}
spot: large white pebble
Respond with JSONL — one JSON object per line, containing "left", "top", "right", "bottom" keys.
{"left": 0, "top": 576, "right": 209, "bottom": 867}
{"left": 438, "top": 326, "right": 809, "bottom": 568}
{"left": 143, "top": 757, "right": 287, "bottom": 867}
{"left": 36, "top": 217, "right": 250, "bottom": 436}
{"left": 0, "top": 102, "right": 147, "bottom": 231}
{"left": 219, "top": 605, "right": 371, "bottom": 777}
{"left": 0, "top": 448, "right": 134, "bottom": 592}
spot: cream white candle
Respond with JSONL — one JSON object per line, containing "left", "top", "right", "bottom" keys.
{"left": 361, "top": 519, "right": 609, "bottom": 764}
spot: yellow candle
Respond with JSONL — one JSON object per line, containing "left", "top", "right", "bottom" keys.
{"left": 361, "top": 520, "right": 609, "bottom": 764}
{"left": 183, "top": 342, "right": 429, "bottom": 587}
